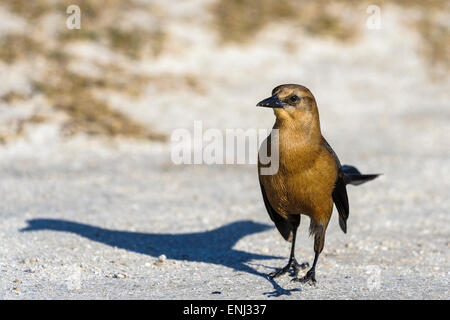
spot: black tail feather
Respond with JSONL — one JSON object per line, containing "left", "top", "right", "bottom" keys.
{"left": 341, "top": 165, "right": 381, "bottom": 186}
{"left": 345, "top": 173, "right": 380, "bottom": 186}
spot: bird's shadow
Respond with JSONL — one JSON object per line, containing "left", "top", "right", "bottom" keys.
{"left": 20, "top": 218, "right": 300, "bottom": 296}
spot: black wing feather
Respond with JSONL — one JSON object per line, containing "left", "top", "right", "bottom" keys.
{"left": 259, "top": 182, "right": 296, "bottom": 242}
{"left": 323, "top": 140, "right": 350, "bottom": 234}
{"left": 333, "top": 173, "right": 349, "bottom": 233}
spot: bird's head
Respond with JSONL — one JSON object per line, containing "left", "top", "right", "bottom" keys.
{"left": 257, "top": 84, "right": 319, "bottom": 124}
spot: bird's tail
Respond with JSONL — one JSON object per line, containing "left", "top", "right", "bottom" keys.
{"left": 342, "top": 165, "right": 380, "bottom": 186}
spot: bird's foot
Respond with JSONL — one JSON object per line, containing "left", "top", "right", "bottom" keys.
{"left": 292, "top": 269, "right": 317, "bottom": 286}
{"left": 291, "top": 260, "right": 310, "bottom": 276}
{"left": 269, "top": 259, "right": 309, "bottom": 279}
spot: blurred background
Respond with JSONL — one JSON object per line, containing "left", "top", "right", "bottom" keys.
{"left": 0, "top": 0, "right": 449, "bottom": 299}
{"left": 0, "top": 0, "right": 448, "bottom": 146}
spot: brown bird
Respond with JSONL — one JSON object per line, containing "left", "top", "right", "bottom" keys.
{"left": 257, "top": 84, "right": 379, "bottom": 284}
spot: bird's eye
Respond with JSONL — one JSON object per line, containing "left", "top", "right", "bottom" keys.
{"left": 289, "top": 95, "right": 300, "bottom": 103}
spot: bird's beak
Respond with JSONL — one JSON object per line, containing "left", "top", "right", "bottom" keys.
{"left": 256, "top": 95, "right": 286, "bottom": 108}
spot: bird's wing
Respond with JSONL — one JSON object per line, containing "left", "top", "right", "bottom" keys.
{"left": 323, "top": 139, "right": 349, "bottom": 234}
{"left": 259, "top": 181, "right": 297, "bottom": 242}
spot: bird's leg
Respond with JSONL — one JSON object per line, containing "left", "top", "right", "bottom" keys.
{"left": 292, "top": 251, "right": 319, "bottom": 285}
{"left": 268, "top": 227, "right": 309, "bottom": 279}
{"left": 286, "top": 229, "right": 310, "bottom": 276}
{"left": 292, "top": 225, "right": 325, "bottom": 285}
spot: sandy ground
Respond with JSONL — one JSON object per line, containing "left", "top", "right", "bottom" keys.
{"left": 0, "top": 1, "right": 449, "bottom": 299}
{"left": 0, "top": 118, "right": 448, "bottom": 299}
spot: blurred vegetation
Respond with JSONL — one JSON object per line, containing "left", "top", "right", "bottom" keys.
{"left": 5, "top": 0, "right": 50, "bottom": 20}
{"left": 1, "top": 0, "right": 168, "bottom": 142}
{"left": 0, "top": 0, "right": 448, "bottom": 143}
{"left": 6, "top": 0, "right": 167, "bottom": 59}
{"left": 415, "top": 13, "right": 450, "bottom": 72}
{"left": 33, "top": 66, "right": 166, "bottom": 141}
{"left": 389, "top": 0, "right": 449, "bottom": 72}
{"left": 0, "top": 113, "right": 47, "bottom": 144}
{"left": 0, "top": 35, "right": 43, "bottom": 63}
{"left": 213, "top": 0, "right": 358, "bottom": 42}
{"left": 213, "top": 0, "right": 449, "bottom": 70}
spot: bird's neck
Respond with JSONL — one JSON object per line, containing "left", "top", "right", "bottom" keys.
{"left": 273, "top": 111, "right": 322, "bottom": 145}
{"left": 271, "top": 110, "right": 323, "bottom": 170}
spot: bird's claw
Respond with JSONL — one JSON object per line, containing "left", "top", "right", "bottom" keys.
{"left": 269, "top": 265, "right": 290, "bottom": 279}
{"left": 268, "top": 259, "right": 309, "bottom": 279}
{"left": 293, "top": 260, "right": 310, "bottom": 270}
{"left": 291, "top": 270, "right": 317, "bottom": 286}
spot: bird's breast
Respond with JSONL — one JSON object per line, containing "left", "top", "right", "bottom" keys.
{"left": 258, "top": 132, "right": 337, "bottom": 219}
